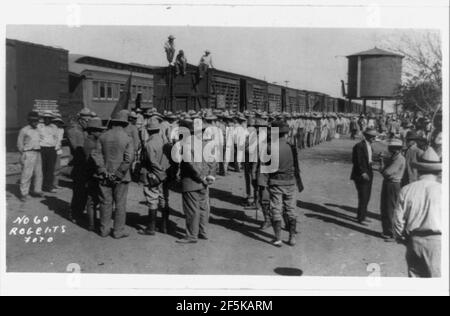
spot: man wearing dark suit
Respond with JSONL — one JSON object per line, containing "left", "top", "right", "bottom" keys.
{"left": 351, "top": 128, "right": 377, "bottom": 223}
{"left": 177, "top": 120, "right": 214, "bottom": 244}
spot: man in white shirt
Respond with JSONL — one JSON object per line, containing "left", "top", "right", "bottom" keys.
{"left": 164, "top": 35, "right": 176, "bottom": 65}
{"left": 17, "top": 112, "right": 43, "bottom": 201}
{"left": 198, "top": 50, "right": 214, "bottom": 79}
{"left": 38, "top": 111, "right": 58, "bottom": 193}
{"left": 394, "top": 147, "right": 442, "bottom": 278}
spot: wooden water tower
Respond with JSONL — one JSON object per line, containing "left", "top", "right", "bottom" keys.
{"left": 346, "top": 47, "right": 403, "bottom": 114}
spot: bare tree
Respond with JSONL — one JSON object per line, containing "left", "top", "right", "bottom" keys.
{"left": 382, "top": 31, "right": 442, "bottom": 114}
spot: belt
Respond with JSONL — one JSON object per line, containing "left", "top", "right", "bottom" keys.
{"left": 24, "top": 149, "right": 41, "bottom": 152}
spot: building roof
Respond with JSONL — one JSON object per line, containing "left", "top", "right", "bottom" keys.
{"left": 347, "top": 47, "right": 404, "bottom": 58}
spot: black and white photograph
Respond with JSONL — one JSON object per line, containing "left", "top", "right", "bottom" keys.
{"left": 0, "top": 0, "right": 448, "bottom": 296}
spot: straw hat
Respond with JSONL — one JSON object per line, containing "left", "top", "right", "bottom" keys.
{"left": 271, "top": 120, "right": 290, "bottom": 134}
{"left": 412, "top": 147, "right": 442, "bottom": 172}
{"left": 78, "top": 108, "right": 92, "bottom": 118}
{"left": 86, "top": 118, "right": 106, "bottom": 131}
{"left": 111, "top": 110, "right": 130, "bottom": 125}
{"left": 363, "top": 127, "right": 377, "bottom": 138}
{"left": 146, "top": 120, "right": 161, "bottom": 132}
{"left": 387, "top": 138, "right": 403, "bottom": 148}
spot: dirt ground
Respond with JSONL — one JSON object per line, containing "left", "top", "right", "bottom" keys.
{"left": 5, "top": 135, "right": 407, "bottom": 277}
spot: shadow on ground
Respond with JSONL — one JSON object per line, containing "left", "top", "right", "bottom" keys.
{"left": 274, "top": 267, "right": 303, "bottom": 276}
{"left": 298, "top": 201, "right": 383, "bottom": 239}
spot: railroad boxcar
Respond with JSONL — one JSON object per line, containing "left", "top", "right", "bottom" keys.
{"left": 240, "top": 77, "right": 268, "bottom": 112}
{"left": 267, "top": 83, "right": 283, "bottom": 113}
{"left": 298, "top": 90, "right": 308, "bottom": 113}
{"left": 6, "top": 39, "right": 69, "bottom": 151}
{"left": 282, "top": 87, "right": 299, "bottom": 113}
{"left": 153, "top": 65, "right": 243, "bottom": 112}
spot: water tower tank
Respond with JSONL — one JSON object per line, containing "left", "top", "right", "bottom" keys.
{"left": 347, "top": 47, "right": 403, "bottom": 99}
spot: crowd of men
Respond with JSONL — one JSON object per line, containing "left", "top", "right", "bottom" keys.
{"left": 16, "top": 98, "right": 442, "bottom": 278}
{"left": 351, "top": 112, "right": 442, "bottom": 278}
{"left": 17, "top": 106, "right": 353, "bottom": 246}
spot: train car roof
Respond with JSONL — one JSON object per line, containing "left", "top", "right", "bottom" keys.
{"left": 69, "top": 54, "right": 162, "bottom": 76}
{"left": 7, "top": 38, "right": 68, "bottom": 53}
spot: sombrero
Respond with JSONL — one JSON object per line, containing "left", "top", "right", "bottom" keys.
{"left": 412, "top": 147, "right": 441, "bottom": 172}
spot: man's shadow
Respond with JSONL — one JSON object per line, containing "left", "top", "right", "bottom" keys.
{"left": 298, "top": 201, "right": 384, "bottom": 239}
{"left": 209, "top": 206, "right": 274, "bottom": 245}
{"left": 41, "top": 196, "right": 71, "bottom": 221}
{"left": 209, "top": 187, "right": 247, "bottom": 207}
{"left": 126, "top": 207, "right": 185, "bottom": 239}
{"left": 324, "top": 203, "right": 381, "bottom": 221}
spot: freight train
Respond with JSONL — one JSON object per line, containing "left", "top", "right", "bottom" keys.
{"left": 6, "top": 38, "right": 382, "bottom": 150}
{"left": 152, "top": 64, "right": 382, "bottom": 116}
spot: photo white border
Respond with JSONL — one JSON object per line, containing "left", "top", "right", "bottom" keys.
{"left": 0, "top": 0, "right": 448, "bottom": 296}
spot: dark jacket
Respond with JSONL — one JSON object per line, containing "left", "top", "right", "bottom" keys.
{"left": 180, "top": 136, "right": 213, "bottom": 192}
{"left": 351, "top": 140, "right": 373, "bottom": 182}
{"left": 84, "top": 134, "right": 101, "bottom": 179}
{"left": 91, "top": 126, "right": 134, "bottom": 183}
{"left": 268, "top": 138, "right": 296, "bottom": 186}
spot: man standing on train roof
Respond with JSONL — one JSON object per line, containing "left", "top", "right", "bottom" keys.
{"left": 91, "top": 109, "right": 134, "bottom": 239}
{"left": 17, "top": 111, "right": 43, "bottom": 202}
{"left": 164, "top": 35, "right": 176, "bottom": 65}
{"left": 198, "top": 50, "right": 214, "bottom": 80}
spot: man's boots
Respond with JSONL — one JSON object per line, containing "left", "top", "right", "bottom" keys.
{"left": 260, "top": 205, "right": 272, "bottom": 230}
{"left": 283, "top": 212, "right": 290, "bottom": 231}
{"left": 140, "top": 207, "right": 157, "bottom": 236}
{"left": 288, "top": 218, "right": 297, "bottom": 247}
{"left": 272, "top": 220, "right": 283, "bottom": 247}
{"left": 160, "top": 208, "right": 170, "bottom": 234}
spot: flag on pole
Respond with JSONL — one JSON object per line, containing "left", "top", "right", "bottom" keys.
{"left": 110, "top": 72, "right": 133, "bottom": 118}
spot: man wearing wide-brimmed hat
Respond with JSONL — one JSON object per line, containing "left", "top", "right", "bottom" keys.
{"left": 91, "top": 110, "right": 134, "bottom": 239}
{"left": 268, "top": 120, "right": 302, "bottom": 247}
{"left": 139, "top": 120, "right": 171, "bottom": 236}
{"left": 378, "top": 138, "right": 406, "bottom": 242}
{"left": 176, "top": 119, "right": 215, "bottom": 244}
{"left": 66, "top": 108, "right": 93, "bottom": 220}
{"left": 394, "top": 147, "right": 442, "bottom": 278}
{"left": 38, "top": 111, "right": 59, "bottom": 193}
{"left": 351, "top": 127, "right": 377, "bottom": 224}
{"left": 402, "top": 131, "right": 426, "bottom": 186}
{"left": 84, "top": 118, "right": 106, "bottom": 232}
{"left": 17, "top": 111, "right": 44, "bottom": 202}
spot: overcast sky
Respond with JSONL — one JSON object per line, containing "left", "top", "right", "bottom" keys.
{"left": 6, "top": 26, "right": 430, "bottom": 111}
